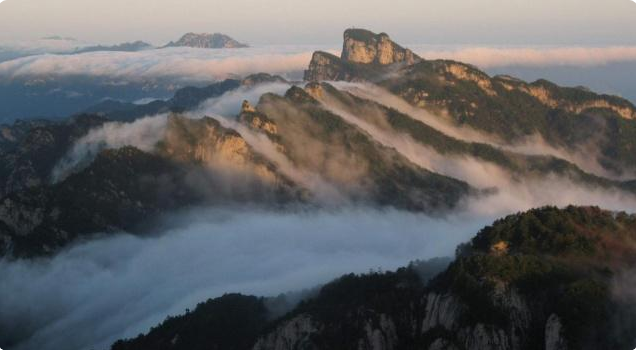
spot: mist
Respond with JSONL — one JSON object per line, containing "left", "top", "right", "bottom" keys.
{"left": 0, "top": 208, "right": 490, "bottom": 350}
{"left": 333, "top": 82, "right": 634, "bottom": 181}
{"left": 51, "top": 114, "right": 169, "bottom": 182}
{"left": 316, "top": 84, "right": 636, "bottom": 215}
{"left": 51, "top": 82, "right": 292, "bottom": 182}
{"left": 415, "top": 46, "right": 636, "bottom": 69}
{"left": 7, "top": 78, "right": 636, "bottom": 350}
{"left": 0, "top": 46, "right": 334, "bottom": 83}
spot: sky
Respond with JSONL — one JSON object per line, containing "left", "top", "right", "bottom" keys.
{"left": 1, "top": 0, "right": 636, "bottom": 45}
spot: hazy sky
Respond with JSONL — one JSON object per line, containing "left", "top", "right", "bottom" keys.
{"left": 1, "top": 0, "right": 636, "bottom": 45}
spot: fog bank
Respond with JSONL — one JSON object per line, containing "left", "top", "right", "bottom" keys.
{"left": 0, "top": 46, "right": 335, "bottom": 83}
{"left": 416, "top": 46, "right": 636, "bottom": 68}
{"left": 0, "top": 208, "right": 489, "bottom": 350}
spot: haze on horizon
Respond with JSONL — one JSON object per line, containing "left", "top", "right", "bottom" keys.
{"left": 1, "top": 0, "right": 636, "bottom": 46}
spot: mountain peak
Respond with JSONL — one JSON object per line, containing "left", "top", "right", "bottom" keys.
{"left": 164, "top": 33, "right": 248, "bottom": 49}
{"left": 304, "top": 28, "right": 422, "bottom": 81}
{"left": 341, "top": 28, "right": 421, "bottom": 65}
{"left": 241, "top": 100, "right": 256, "bottom": 113}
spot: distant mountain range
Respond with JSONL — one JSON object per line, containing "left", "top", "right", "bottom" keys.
{"left": 73, "top": 40, "right": 153, "bottom": 54}
{"left": 70, "top": 32, "right": 248, "bottom": 53}
{"left": 163, "top": 32, "right": 249, "bottom": 49}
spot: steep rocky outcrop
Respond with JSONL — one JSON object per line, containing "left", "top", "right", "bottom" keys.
{"left": 304, "top": 51, "right": 378, "bottom": 82}
{"left": 164, "top": 33, "right": 248, "bottom": 49}
{"left": 252, "top": 315, "right": 319, "bottom": 350}
{"left": 158, "top": 114, "right": 293, "bottom": 187}
{"left": 341, "top": 28, "right": 421, "bottom": 65}
{"left": 303, "top": 29, "right": 420, "bottom": 82}
{"left": 239, "top": 100, "right": 279, "bottom": 136}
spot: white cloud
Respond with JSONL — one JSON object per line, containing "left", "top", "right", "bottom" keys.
{"left": 415, "top": 46, "right": 636, "bottom": 68}
{"left": 0, "top": 207, "right": 489, "bottom": 350}
{"left": 0, "top": 46, "right": 336, "bottom": 83}
{"left": 51, "top": 114, "right": 169, "bottom": 182}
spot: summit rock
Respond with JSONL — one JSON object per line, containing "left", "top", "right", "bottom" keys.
{"left": 341, "top": 28, "right": 421, "bottom": 65}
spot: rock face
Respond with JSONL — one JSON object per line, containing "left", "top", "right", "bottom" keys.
{"left": 304, "top": 29, "right": 421, "bottom": 81}
{"left": 252, "top": 315, "right": 319, "bottom": 350}
{"left": 164, "top": 33, "right": 248, "bottom": 49}
{"left": 544, "top": 314, "right": 568, "bottom": 350}
{"left": 304, "top": 51, "right": 350, "bottom": 82}
{"left": 341, "top": 28, "right": 420, "bottom": 65}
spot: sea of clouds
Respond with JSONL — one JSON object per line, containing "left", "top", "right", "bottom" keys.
{"left": 0, "top": 45, "right": 335, "bottom": 83}
{"left": 2, "top": 42, "right": 636, "bottom": 350}
{"left": 0, "top": 208, "right": 490, "bottom": 350}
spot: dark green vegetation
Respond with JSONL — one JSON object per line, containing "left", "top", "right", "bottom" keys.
{"left": 111, "top": 294, "right": 271, "bottom": 350}
{"left": 0, "top": 114, "right": 107, "bottom": 197}
{"left": 0, "top": 146, "right": 194, "bottom": 257}
{"left": 111, "top": 206, "right": 636, "bottom": 350}
{"left": 436, "top": 206, "right": 636, "bottom": 349}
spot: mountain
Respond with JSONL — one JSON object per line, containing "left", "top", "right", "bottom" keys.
{"left": 0, "top": 112, "right": 305, "bottom": 257}
{"left": 3, "top": 28, "right": 636, "bottom": 258}
{"left": 305, "top": 29, "right": 636, "bottom": 176}
{"left": 164, "top": 33, "right": 248, "bottom": 49}
{"left": 110, "top": 206, "right": 636, "bottom": 350}
{"left": 242, "top": 86, "right": 471, "bottom": 211}
{"left": 306, "top": 82, "right": 634, "bottom": 192}
{"left": 341, "top": 28, "right": 421, "bottom": 65}
{"left": 0, "top": 86, "right": 473, "bottom": 257}
{"left": 73, "top": 41, "right": 153, "bottom": 54}
{"left": 2, "top": 26, "right": 636, "bottom": 350}
{"left": 0, "top": 77, "right": 245, "bottom": 198}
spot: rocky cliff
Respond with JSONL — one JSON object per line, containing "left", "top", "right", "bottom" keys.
{"left": 341, "top": 28, "right": 421, "bottom": 65}
{"left": 303, "top": 29, "right": 420, "bottom": 81}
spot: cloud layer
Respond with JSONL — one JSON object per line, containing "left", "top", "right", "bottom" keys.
{"left": 5, "top": 69, "right": 636, "bottom": 350}
{"left": 0, "top": 46, "right": 335, "bottom": 83}
{"left": 0, "top": 208, "right": 488, "bottom": 350}
{"left": 416, "top": 46, "right": 636, "bottom": 68}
